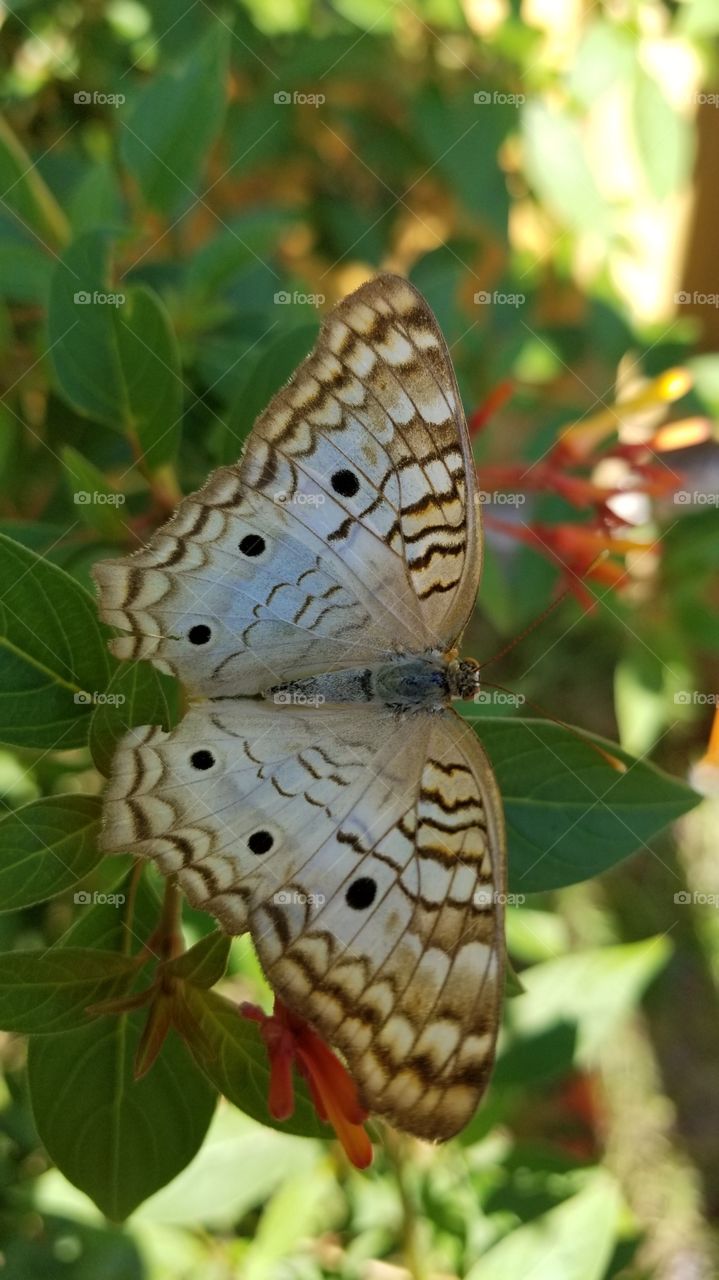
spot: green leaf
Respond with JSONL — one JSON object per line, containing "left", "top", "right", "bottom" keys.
{"left": 114, "top": 284, "right": 184, "bottom": 468}
{"left": 217, "top": 324, "right": 318, "bottom": 464}
{"left": 0, "top": 795, "right": 104, "bottom": 912}
{"left": 522, "top": 101, "right": 610, "bottom": 237}
{"left": 0, "top": 114, "right": 69, "bottom": 247}
{"left": 183, "top": 987, "right": 326, "bottom": 1140}
{"left": 61, "top": 445, "right": 127, "bottom": 540}
{"left": 633, "top": 70, "right": 693, "bottom": 200}
{"left": 466, "top": 717, "right": 699, "bottom": 892}
{"left": 135, "top": 1110, "right": 320, "bottom": 1228}
{"left": 0, "top": 947, "right": 137, "bottom": 1034}
{"left": 166, "top": 931, "right": 231, "bottom": 988}
{"left": 510, "top": 937, "right": 672, "bottom": 1063}
{"left": 0, "top": 533, "right": 111, "bottom": 749}
{"left": 120, "top": 24, "right": 230, "bottom": 214}
{"left": 48, "top": 234, "right": 183, "bottom": 466}
{"left": 28, "top": 1014, "right": 217, "bottom": 1221}
{"left": 466, "top": 1171, "right": 621, "bottom": 1280}
{"left": 48, "top": 230, "right": 127, "bottom": 429}
{"left": 89, "top": 660, "right": 181, "bottom": 777}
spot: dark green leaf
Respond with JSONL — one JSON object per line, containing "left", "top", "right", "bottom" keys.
{"left": 464, "top": 716, "right": 699, "bottom": 891}
{"left": 166, "top": 931, "right": 231, "bottom": 988}
{"left": 119, "top": 24, "right": 230, "bottom": 213}
{"left": 0, "top": 947, "right": 137, "bottom": 1033}
{"left": 61, "top": 446, "right": 127, "bottom": 540}
{"left": 114, "top": 284, "right": 184, "bottom": 468}
{"left": 89, "top": 660, "right": 181, "bottom": 777}
{"left": 183, "top": 987, "right": 325, "bottom": 1140}
{"left": 0, "top": 795, "right": 103, "bottom": 912}
{"left": 0, "top": 533, "right": 111, "bottom": 749}
{"left": 28, "top": 1013, "right": 217, "bottom": 1220}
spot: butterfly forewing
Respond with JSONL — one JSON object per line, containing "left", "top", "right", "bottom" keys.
{"left": 93, "top": 275, "right": 480, "bottom": 696}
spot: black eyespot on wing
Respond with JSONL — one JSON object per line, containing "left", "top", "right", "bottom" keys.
{"left": 190, "top": 750, "right": 215, "bottom": 770}
{"left": 239, "top": 534, "right": 265, "bottom": 557}
{"left": 346, "top": 877, "right": 377, "bottom": 910}
{"left": 331, "top": 469, "right": 359, "bottom": 498}
{"left": 189, "top": 624, "right": 211, "bottom": 645}
{"left": 248, "top": 830, "right": 273, "bottom": 855}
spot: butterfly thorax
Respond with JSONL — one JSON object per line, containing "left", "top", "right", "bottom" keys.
{"left": 266, "top": 654, "right": 480, "bottom": 710}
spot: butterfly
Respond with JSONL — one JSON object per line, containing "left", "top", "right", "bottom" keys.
{"left": 93, "top": 273, "right": 506, "bottom": 1142}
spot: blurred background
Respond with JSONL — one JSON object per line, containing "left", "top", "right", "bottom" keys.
{"left": 1, "top": 1, "right": 719, "bottom": 1277}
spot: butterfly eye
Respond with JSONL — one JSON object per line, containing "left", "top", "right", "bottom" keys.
{"left": 239, "top": 534, "right": 265, "bottom": 557}
{"left": 190, "top": 750, "right": 215, "bottom": 770}
{"left": 345, "top": 876, "right": 377, "bottom": 910}
{"left": 331, "top": 469, "right": 359, "bottom": 498}
{"left": 248, "top": 830, "right": 273, "bottom": 855}
{"left": 188, "top": 624, "right": 211, "bottom": 645}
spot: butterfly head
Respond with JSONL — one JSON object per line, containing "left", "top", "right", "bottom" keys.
{"left": 445, "top": 656, "right": 481, "bottom": 701}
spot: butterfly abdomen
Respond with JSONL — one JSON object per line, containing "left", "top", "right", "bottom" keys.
{"left": 266, "top": 656, "right": 453, "bottom": 709}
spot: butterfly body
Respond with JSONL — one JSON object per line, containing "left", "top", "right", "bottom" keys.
{"left": 94, "top": 274, "right": 506, "bottom": 1143}
{"left": 266, "top": 652, "right": 480, "bottom": 710}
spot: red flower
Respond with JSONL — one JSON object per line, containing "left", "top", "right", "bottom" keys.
{"left": 241, "top": 998, "right": 373, "bottom": 1169}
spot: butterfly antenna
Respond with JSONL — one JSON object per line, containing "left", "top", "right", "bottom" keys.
{"left": 479, "top": 551, "right": 609, "bottom": 670}
{"left": 477, "top": 678, "right": 627, "bottom": 773}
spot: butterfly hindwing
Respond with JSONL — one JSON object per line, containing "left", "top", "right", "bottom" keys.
{"left": 100, "top": 700, "right": 505, "bottom": 1141}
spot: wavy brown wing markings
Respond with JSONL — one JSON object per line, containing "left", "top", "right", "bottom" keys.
{"left": 244, "top": 273, "right": 481, "bottom": 649}
{"left": 251, "top": 707, "right": 505, "bottom": 1142}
